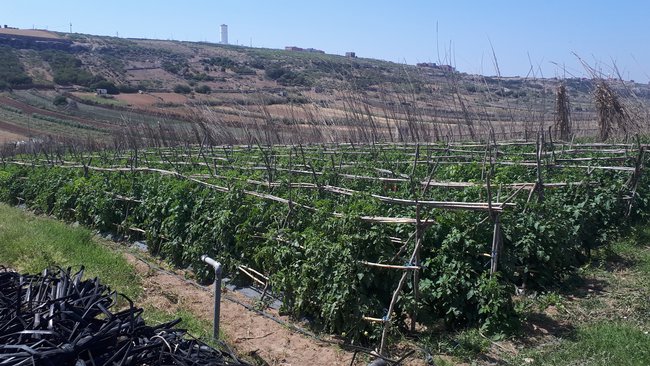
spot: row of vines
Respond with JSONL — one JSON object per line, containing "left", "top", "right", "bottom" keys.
{"left": 0, "top": 140, "right": 647, "bottom": 350}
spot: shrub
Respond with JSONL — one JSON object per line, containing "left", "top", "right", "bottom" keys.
{"left": 173, "top": 84, "right": 192, "bottom": 94}
{"left": 232, "top": 66, "right": 256, "bottom": 75}
{"left": 201, "top": 57, "right": 236, "bottom": 69}
{"left": 0, "top": 46, "right": 32, "bottom": 87}
{"left": 53, "top": 95, "right": 68, "bottom": 106}
{"left": 118, "top": 84, "right": 140, "bottom": 93}
{"left": 265, "top": 65, "right": 311, "bottom": 86}
{"left": 188, "top": 73, "right": 215, "bottom": 82}
{"left": 194, "top": 85, "right": 211, "bottom": 94}
{"left": 264, "top": 65, "right": 286, "bottom": 80}
{"left": 41, "top": 50, "right": 100, "bottom": 87}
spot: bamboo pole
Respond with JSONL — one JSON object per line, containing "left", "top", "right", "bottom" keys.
{"left": 362, "top": 316, "right": 387, "bottom": 323}
{"left": 490, "top": 214, "right": 502, "bottom": 275}
{"left": 410, "top": 145, "right": 421, "bottom": 333}
{"left": 625, "top": 139, "right": 645, "bottom": 217}
{"left": 379, "top": 269, "right": 410, "bottom": 355}
{"left": 359, "top": 261, "right": 420, "bottom": 270}
{"left": 535, "top": 133, "right": 545, "bottom": 202}
{"left": 237, "top": 266, "right": 267, "bottom": 287}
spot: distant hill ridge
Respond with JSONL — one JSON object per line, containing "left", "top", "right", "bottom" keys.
{"left": 0, "top": 28, "right": 648, "bottom": 143}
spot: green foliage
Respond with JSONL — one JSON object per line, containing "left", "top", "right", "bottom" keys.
{"left": 194, "top": 84, "right": 212, "bottom": 94}
{"left": 521, "top": 322, "right": 650, "bottom": 365}
{"left": 100, "top": 54, "right": 126, "bottom": 75}
{"left": 173, "top": 84, "right": 192, "bottom": 94}
{"left": 232, "top": 65, "right": 256, "bottom": 75}
{"left": 0, "top": 142, "right": 646, "bottom": 343}
{"left": 0, "top": 104, "right": 23, "bottom": 114}
{"left": 31, "top": 113, "right": 100, "bottom": 131}
{"left": 187, "top": 73, "right": 215, "bottom": 82}
{"left": 90, "top": 80, "right": 119, "bottom": 94}
{"left": 53, "top": 95, "right": 68, "bottom": 106}
{"left": 264, "top": 65, "right": 287, "bottom": 80}
{"left": 419, "top": 227, "right": 516, "bottom": 330}
{"left": 0, "top": 203, "right": 140, "bottom": 299}
{"left": 162, "top": 59, "right": 188, "bottom": 75}
{"left": 40, "top": 50, "right": 100, "bottom": 86}
{"left": 0, "top": 46, "right": 32, "bottom": 87}
{"left": 201, "top": 57, "right": 236, "bottom": 69}
{"left": 265, "top": 65, "right": 311, "bottom": 86}
{"left": 117, "top": 84, "right": 140, "bottom": 93}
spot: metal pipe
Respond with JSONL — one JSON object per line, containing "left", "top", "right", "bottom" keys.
{"left": 200, "top": 255, "right": 223, "bottom": 340}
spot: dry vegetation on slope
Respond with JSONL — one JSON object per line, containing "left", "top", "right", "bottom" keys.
{"left": 1, "top": 29, "right": 650, "bottom": 144}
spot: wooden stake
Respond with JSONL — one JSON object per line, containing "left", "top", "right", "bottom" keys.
{"left": 535, "top": 132, "right": 545, "bottom": 202}
{"left": 490, "top": 214, "right": 502, "bottom": 275}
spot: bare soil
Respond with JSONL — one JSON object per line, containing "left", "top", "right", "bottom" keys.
{"left": 0, "top": 130, "right": 25, "bottom": 143}
{"left": 0, "top": 120, "right": 29, "bottom": 142}
{"left": 153, "top": 93, "right": 190, "bottom": 104}
{"left": 0, "top": 29, "right": 61, "bottom": 39}
{"left": 114, "top": 93, "right": 161, "bottom": 107}
{"left": 125, "top": 254, "right": 358, "bottom": 366}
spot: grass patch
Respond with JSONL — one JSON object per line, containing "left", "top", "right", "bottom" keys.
{"left": 518, "top": 322, "right": 650, "bottom": 365}
{"left": 0, "top": 203, "right": 227, "bottom": 343}
{"left": 143, "top": 306, "right": 224, "bottom": 344}
{"left": 0, "top": 203, "right": 139, "bottom": 299}
{"left": 75, "top": 93, "right": 128, "bottom": 107}
{"left": 420, "top": 327, "right": 492, "bottom": 362}
{"left": 508, "top": 224, "right": 650, "bottom": 365}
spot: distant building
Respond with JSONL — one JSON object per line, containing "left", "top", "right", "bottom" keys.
{"left": 285, "top": 46, "right": 325, "bottom": 54}
{"left": 220, "top": 24, "right": 228, "bottom": 44}
{"left": 345, "top": 52, "right": 356, "bottom": 58}
{"left": 416, "top": 62, "right": 455, "bottom": 73}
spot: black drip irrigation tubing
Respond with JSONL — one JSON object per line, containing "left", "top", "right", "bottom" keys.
{"left": 0, "top": 266, "right": 251, "bottom": 366}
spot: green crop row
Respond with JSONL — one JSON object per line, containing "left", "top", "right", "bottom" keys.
{"left": 0, "top": 104, "right": 23, "bottom": 114}
{"left": 31, "top": 113, "right": 101, "bottom": 132}
{"left": 0, "top": 145, "right": 647, "bottom": 343}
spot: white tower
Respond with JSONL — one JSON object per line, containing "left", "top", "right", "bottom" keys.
{"left": 220, "top": 24, "right": 228, "bottom": 44}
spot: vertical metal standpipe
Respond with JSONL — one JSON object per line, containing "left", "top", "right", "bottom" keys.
{"left": 201, "top": 255, "right": 222, "bottom": 340}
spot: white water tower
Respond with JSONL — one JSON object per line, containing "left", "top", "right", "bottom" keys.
{"left": 220, "top": 24, "right": 228, "bottom": 44}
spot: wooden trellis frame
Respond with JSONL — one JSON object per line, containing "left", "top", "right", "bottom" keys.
{"left": 5, "top": 138, "right": 646, "bottom": 356}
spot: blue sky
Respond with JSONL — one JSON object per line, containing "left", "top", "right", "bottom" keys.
{"left": 4, "top": 0, "right": 650, "bottom": 82}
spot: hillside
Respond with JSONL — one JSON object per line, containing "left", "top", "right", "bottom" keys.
{"left": 1, "top": 28, "right": 649, "bottom": 144}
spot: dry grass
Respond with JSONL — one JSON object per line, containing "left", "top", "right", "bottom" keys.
{"left": 554, "top": 84, "right": 572, "bottom": 140}
{"left": 595, "top": 80, "right": 633, "bottom": 141}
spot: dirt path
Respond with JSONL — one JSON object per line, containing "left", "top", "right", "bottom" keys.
{"left": 124, "top": 254, "right": 357, "bottom": 366}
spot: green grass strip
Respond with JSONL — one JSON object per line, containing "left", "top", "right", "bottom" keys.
{"left": 0, "top": 203, "right": 221, "bottom": 344}
{"left": 528, "top": 322, "right": 650, "bottom": 365}
{"left": 0, "top": 202, "right": 140, "bottom": 299}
